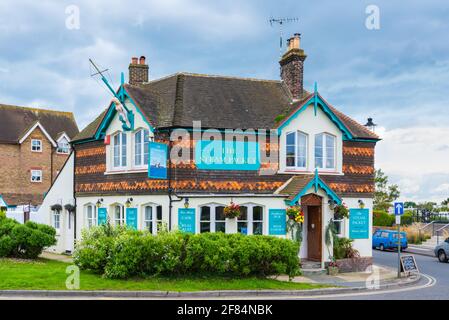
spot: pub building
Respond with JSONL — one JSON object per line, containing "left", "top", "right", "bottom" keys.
{"left": 39, "top": 34, "right": 379, "bottom": 268}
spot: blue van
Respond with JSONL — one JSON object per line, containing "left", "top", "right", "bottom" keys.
{"left": 373, "top": 229, "right": 408, "bottom": 251}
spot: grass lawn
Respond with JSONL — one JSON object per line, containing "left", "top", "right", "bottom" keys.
{"left": 0, "top": 258, "right": 328, "bottom": 292}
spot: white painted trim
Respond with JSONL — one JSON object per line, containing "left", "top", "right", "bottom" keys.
{"left": 56, "top": 132, "right": 71, "bottom": 143}
{"left": 30, "top": 170, "right": 43, "bottom": 183}
{"left": 31, "top": 139, "right": 43, "bottom": 152}
{"left": 19, "top": 121, "right": 57, "bottom": 147}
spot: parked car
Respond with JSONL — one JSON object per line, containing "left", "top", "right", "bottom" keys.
{"left": 373, "top": 229, "right": 408, "bottom": 251}
{"left": 434, "top": 237, "right": 449, "bottom": 263}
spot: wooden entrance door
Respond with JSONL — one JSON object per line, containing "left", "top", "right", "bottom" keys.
{"left": 307, "top": 205, "right": 322, "bottom": 262}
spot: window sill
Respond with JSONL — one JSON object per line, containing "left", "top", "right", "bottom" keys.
{"left": 104, "top": 168, "right": 148, "bottom": 175}
{"left": 280, "top": 170, "right": 344, "bottom": 176}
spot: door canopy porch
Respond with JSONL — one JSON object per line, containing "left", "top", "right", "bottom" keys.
{"left": 280, "top": 169, "right": 342, "bottom": 206}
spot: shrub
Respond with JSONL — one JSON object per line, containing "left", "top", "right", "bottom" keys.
{"left": 75, "top": 227, "right": 301, "bottom": 279}
{"left": 333, "top": 237, "right": 360, "bottom": 260}
{"left": 373, "top": 210, "right": 395, "bottom": 227}
{"left": 0, "top": 218, "right": 57, "bottom": 259}
{"left": 401, "top": 212, "right": 413, "bottom": 226}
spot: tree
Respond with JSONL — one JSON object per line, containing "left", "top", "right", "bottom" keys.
{"left": 373, "top": 169, "right": 400, "bottom": 212}
{"left": 442, "top": 198, "right": 449, "bottom": 206}
{"left": 404, "top": 201, "right": 417, "bottom": 208}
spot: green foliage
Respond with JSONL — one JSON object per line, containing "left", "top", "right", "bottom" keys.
{"left": 333, "top": 237, "right": 360, "bottom": 260}
{"left": 274, "top": 114, "right": 287, "bottom": 123}
{"left": 0, "top": 218, "right": 57, "bottom": 259}
{"left": 0, "top": 209, "right": 6, "bottom": 220}
{"left": 373, "top": 169, "right": 400, "bottom": 212}
{"left": 373, "top": 210, "right": 395, "bottom": 227}
{"left": 404, "top": 201, "right": 416, "bottom": 208}
{"left": 400, "top": 212, "right": 413, "bottom": 226}
{"left": 74, "top": 226, "right": 301, "bottom": 280}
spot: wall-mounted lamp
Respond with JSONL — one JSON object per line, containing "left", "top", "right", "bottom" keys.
{"left": 358, "top": 200, "right": 365, "bottom": 209}
{"left": 328, "top": 199, "right": 337, "bottom": 210}
{"left": 96, "top": 198, "right": 104, "bottom": 208}
{"left": 125, "top": 198, "right": 133, "bottom": 208}
{"left": 184, "top": 197, "right": 190, "bottom": 209}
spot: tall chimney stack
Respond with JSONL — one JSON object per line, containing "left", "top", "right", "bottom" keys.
{"left": 279, "top": 33, "right": 307, "bottom": 100}
{"left": 128, "top": 55, "right": 149, "bottom": 85}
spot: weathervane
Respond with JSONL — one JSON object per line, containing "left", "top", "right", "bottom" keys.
{"left": 269, "top": 17, "right": 300, "bottom": 58}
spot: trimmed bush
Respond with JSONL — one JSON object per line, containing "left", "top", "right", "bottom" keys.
{"left": 74, "top": 226, "right": 300, "bottom": 279}
{"left": 373, "top": 210, "right": 395, "bottom": 227}
{"left": 0, "top": 217, "right": 57, "bottom": 259}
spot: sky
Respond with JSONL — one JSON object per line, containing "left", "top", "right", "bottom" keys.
{"left": 0, "top": 0, "right": 448, "bottom": 203}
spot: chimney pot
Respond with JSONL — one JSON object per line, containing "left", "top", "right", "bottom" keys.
{"left": 131, "top": 57, "right": 138, "bottom": 64}
{"left": 139, "top": 56, "right": 146, "bottom": 65}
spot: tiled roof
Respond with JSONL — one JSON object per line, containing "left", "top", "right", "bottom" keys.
{"left": 0, "top": 104, "right": 79, "bottom": 144}
{"left": 72, "top": 109, "right": 107, "bottom": 142}
{"left": 73, "top": 72, "right": 379, "bottom": 141}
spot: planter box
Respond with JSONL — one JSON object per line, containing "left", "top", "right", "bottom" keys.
{"left": 333, "top": 257, "right": 373, "bottom": 273}
{"left": 327, "top": 266, "right": 339, "bottom": 276}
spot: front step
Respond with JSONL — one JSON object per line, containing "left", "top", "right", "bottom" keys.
{"left": 300, "top": 260, "right": 326, "bottom": 276}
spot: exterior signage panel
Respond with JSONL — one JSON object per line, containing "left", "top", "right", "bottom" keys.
{"left": 148, "top": 142, "right": 168, "bottom": 179}
{"left": 178, "top": 208, "right": 196, "bottom": 234}
{"left": 349, "top": 208, "right": 369, "bottom": 239}
{"left": 269, "top": 209, "right": 287, "bottom": 235}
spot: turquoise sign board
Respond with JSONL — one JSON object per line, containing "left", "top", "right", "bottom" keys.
{"left": 178, "top": 208, "right": 196, "bottom": 234}
{"left": 126, "top": 208, "right": 138, "bottom": 230}
{"left": 195, "top": 140, "right": 260, "bottom": 170}
{"left": 349, "top": 208, "right": 369, "bottom": 239}
{"left": 98, "top": 208, "right": 107, "bottom": 225}
{"left": 269, "top": 209, "right": 286, "bottom": 235}
{"left": 148, "top": 142, "right": 168, "bottom": 179}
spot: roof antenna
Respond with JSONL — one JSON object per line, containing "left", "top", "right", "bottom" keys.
{"left": 269, "top": 17, "right": 299, "bottom": 58}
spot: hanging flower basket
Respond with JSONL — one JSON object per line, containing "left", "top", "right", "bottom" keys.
{"left": 223, "top": 202, "right": 241, "bottom": 219}
{"left": 286, "top": 205, "right": 304, "bottom": 223}
{"left": 50, "top": 204, "right": 62, "bottom": 211}
{"left": 64, "top": 204, "right": 76, "bottom": 213}
{"left": 286, "top": 205, "right": 304, "bottom": 244}
{"left": 334, "top": 203, "right": 349, "bottom": 220}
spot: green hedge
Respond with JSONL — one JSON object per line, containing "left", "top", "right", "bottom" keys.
{"left": 373, "top": 210, "right": 395, "bottom": 227}
{"left": 0, "top": 217, "right": 57, "bottom": 259}
{"left": 74, "top": 224, "right": 300, "bottom": 279}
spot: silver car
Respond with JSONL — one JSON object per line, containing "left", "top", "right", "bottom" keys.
{"left": 434, "top": 237, "right": 449, "bottom": 263}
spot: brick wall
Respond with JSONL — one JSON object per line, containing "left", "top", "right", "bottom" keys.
{"left": 0, "top": 126, "right": 70, "bottom": 205}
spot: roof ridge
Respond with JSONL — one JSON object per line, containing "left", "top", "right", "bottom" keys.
{"left": 146, "top": 72, "right": 282, "bottom": 84}
{"left": 0, "top": 103, "right": 74, "bottom": 116}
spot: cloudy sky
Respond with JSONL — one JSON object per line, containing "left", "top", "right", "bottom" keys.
{"left": 0, "top": 0, "right": 448, "bottom": 203}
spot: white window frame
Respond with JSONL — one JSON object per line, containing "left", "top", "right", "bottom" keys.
{"left": 85, "top": 204, "right": 97, "bottom": 228}
{"left": 31, "top": 139, "right": 42, "bottom": 152}
{"left": 198, "top": 203, "right": 226, "bottom": 234}
{"left": 56, "top": 137, "right": 70, "bottom": 154}
{"left": 333, "top": 219, "right": 344, "bottom": 237}
{"left": 31, "top": 170, "right": 42, "bottom": 183}
{"left": 314, "top": 132, "right": 336, "bottom": 170}
{"left": 112, "top": 132, "right": 127, "bottom": 169}
{"left": 113, "top": 204, "right": 125, "bottom": 226}
{"left": 237, "top": 204, "right": 265, "bottom": 235}
{"left": 52, "top": 209, "right": 61, "bottom": 231}
{"left": 133, "top": 129, "right": 150, "bottom": 168}
{"left": 142, "top": 203, "right": 163, "bottom": 234}
{"left": 285, "top": 131, "right": 308, "bottom": 170}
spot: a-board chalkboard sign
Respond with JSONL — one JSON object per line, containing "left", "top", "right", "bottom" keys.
{"left": 400, "top": 255, "right": 419, "bottom": 273}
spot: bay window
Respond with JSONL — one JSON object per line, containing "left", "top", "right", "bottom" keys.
{"left": 113, "top": 132, "right": 127, "bottom": 168}
{"left": 134, "top": 129, "right": 149, "bottom": 167}
{"left": 315, "top": 133, "right": 336, "bottom": 170}
{"left": 286, "top": 131, "right": 308, "bottom": 169}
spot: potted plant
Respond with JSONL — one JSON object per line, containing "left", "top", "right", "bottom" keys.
{"left": 224, "top": 202, "right": 241, "bottom": 219}
{"left": 327, "top": 260, "right": 339, "bottom": 276}
{"left": 64, "top": 204, "right": 76, "bottom": 213}
{"left": 334, "top": 203, "right": 349, "bottom": 220}
{"left": 50, "top": 204, "right": 63, "bottom": 211}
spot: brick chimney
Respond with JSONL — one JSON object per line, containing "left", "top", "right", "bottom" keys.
{"left": 279, "top": 33, "right": 307, "bottom": 100}
{"left": 128, "top": 55, "right": 149, "bottom": 85}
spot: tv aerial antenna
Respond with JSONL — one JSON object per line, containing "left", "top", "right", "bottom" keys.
{"left": 269, "top": 17, "right": 299, "bottom": 58}
{"left": 89, "top": 58, "right": 118, "bottom": 99}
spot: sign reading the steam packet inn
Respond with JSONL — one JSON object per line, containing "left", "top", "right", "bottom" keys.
{"left": 349, "top": 208, "right": 369, "bottom": 239}
{"left": 148, "top": 142, "right": 168, "bottom": 179}
{"left": 195, "top": 140, "right": 260, "bottom": 170}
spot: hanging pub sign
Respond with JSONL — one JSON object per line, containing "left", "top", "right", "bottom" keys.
{"left": 148, "top": 141, "right": 168, "bottom": 179}
{"left": 349, "top": 208, "right": 369, "bottom": 239}
{"left": 195, "top": 139, "right": 261, "bottom": 170}
{"left": 269, "top": 209, "right": 287, "bottom": 235}
{"left": 178, "top": 208, "right": 196, "bottom": 234}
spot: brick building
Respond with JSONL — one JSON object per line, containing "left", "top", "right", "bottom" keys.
{"left": 0, "top": 104, "right": 79, "bottom": 217}
{"left": 40, "top": 34, "right": 380, "bottom": 264}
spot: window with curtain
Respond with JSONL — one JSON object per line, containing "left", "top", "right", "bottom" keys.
{"left": 114, "top": 205, "right": 125, "bottom": 226}
{"left": 286, "top": 131, "right": 307, "bottom": 169}
{"left": 86, "top": 205, "right": 97, "bottom": 228}
{"left": 134, "top": 129, "right": 150, "bottom": 167}
{"left": 113, "top": 132, "right": 127, "bottom": 168}
{"left": 315, "top": 133, "right": 336, "bottom": 169}
{"left": 144, "top": 205, "right": 163, "bottom": 234}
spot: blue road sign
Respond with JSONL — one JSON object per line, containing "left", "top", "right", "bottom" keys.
{"left": 394, "top": 202, "right": 404, "bottom": 215}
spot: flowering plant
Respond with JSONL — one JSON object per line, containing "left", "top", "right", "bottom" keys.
{"left": 223, "top": 202, "right": 241, "bottom": 219}
{"left": 328, "top": 260, "right": 338, "bottom": 268}
{"left": 334, "top": 202, "right": 349, "bottom": 220}
{"left": 286, "top": 206, "right": 304, "bottom": 223}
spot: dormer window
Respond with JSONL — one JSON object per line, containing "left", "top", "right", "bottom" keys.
{"left": 57, "top": 137, "right": 70, "bottom": 154}
{"left": 113, "top": 132, "right": 127, "bottom": 168}
{"left": 286, "top": 131, "right": 308, "bottom": 169}
{"left": 134, "top": 129, "right": 149, "bottom": 167}
{"left": 315, "top": 133, "right": 336, "bottom": 170}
